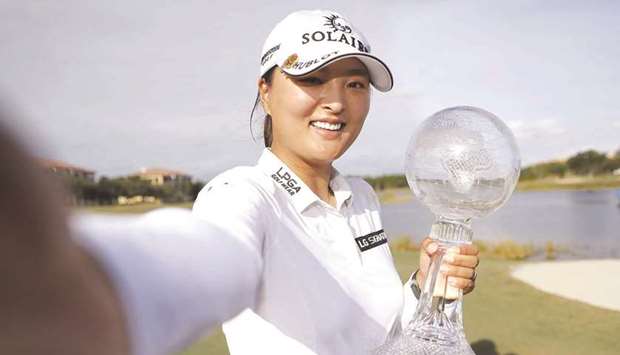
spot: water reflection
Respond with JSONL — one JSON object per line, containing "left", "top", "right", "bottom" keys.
{"left": 381, "top": 189, "right": 620, "bottom": 259}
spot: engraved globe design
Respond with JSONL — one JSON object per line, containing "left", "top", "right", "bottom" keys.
{"left": 406, "top": 106, "right": 520, "bottom": 221}
{"left": 374, "top": 106, "right": 520, "bottom": 355}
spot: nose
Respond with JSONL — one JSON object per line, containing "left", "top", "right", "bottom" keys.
{"left": 319, "top": 80, "right": 345, "bottom": 114}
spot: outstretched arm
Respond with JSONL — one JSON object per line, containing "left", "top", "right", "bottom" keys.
{"left": 72, "top": 209, "right": 262, "bottom": 355}
{"left": 0, "top": 117, "right": 262, "bottom": 355}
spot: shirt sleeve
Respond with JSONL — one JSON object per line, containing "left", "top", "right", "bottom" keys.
{"left": 191, "top": 170, "right": 267, "bottom": 262}
{"left": 71, "top": 208, "right": 262, "bottom": 355}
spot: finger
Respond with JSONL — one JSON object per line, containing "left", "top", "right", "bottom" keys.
{"left": 420, "top": 237, "right": 438, "bottom": 256}
{"left": 448, "top": 276, "right": 475, "bottom": 291}
{"left": 440, "top": 264, "right": 475, "bottom": 279}
{"left": 459, "top": 243, "right": 480, "bottom": 256}
{"left": 444, "top": 253, "right": 479, "bottom": 268}
{"left": 462, "top": 279, "right": 476, "bottom": 295}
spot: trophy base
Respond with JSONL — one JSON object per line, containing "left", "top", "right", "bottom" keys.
{"left": 373, "top": 330, "right": 474, "bottom": 355}
{"left": 407, "top": 323, "right": 459, "bottom": 347}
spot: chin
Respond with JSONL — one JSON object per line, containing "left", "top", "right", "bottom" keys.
{"left": 309, "top": 145, "right": 348, "bottom": 164}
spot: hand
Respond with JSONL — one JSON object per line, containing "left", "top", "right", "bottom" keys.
{"left": 0, "top": 121, "right": 129, "bottom": 355}
{"left": 416, "top": 237, "right": 480, "bottom": 296}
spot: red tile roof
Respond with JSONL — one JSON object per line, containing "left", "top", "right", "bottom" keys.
{"left": 132, "top": 167, "right": 191, "bottom": 177}
{"left": 38, "top": 158, "right": 95, "bottom": 174}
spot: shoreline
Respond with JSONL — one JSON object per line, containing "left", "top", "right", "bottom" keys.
{"left": 376, "top": 184, "right": 620, "bottom": 205}
{"left": 511, "top": 259, "right": 620, "bottom": 312}
{"left": 516, "top": 177, "right": 620, "bottom": 192}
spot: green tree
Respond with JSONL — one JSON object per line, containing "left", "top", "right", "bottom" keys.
{"left": 190, "top": 181, "right": 205, "bottom": 200}
{"left": 519, "top": 161, "right": 567, "bottom": 181}
{"left": 602, "top": 156, "right": 620, "bottom": 173}
{"left": 566, "top": 150, "right": 607, "bottom": 175}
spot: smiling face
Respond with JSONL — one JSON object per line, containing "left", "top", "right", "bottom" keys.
{"left": 259, "top": 57, "right": 371, "bottom": 168}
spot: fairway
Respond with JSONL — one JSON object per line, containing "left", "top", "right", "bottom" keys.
{"left": 81, "top": 203, "right": 193, "bottom": 214}
{"left": 177, "top": 250, "right": 620, "bottom": 355}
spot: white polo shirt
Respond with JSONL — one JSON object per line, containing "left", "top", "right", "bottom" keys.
{"left": 192, "top": 149, "right": 418, "bottom": 355}
{"left": 70, "top": 148, "right": 420, "bottom": 355}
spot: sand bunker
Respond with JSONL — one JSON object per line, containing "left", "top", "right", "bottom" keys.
{"left": 511, "top": 259, "right": 620, "bottom": 312}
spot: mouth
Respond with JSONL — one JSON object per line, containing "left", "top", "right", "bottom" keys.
{"left": 309, "top": 120, "right": 345, "bottom": 132}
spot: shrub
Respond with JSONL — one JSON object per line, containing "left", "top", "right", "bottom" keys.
{"left": 544, "top": 241, "right": 557, "bottom": 260}
{"left": 390, "top": 236, "right": 419, "bottom": 252}
{"left": 491, "top": 240, "right": 534, "bottom": 261}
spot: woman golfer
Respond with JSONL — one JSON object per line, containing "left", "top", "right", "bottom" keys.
{"left": 190, "top": 9, "right": 480, "bottom": 355}
{"left": 0, "top": 9, "right": 479, "bottom": 355}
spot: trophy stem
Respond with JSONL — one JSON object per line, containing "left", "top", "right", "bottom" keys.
{"left": 430, "top": 217, "right": 473, "bottom": 243}
{"left": 401, "top": 218, "right": 474, "bottom": 353}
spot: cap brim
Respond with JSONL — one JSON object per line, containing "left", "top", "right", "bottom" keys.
{"left": 280, "top": 52, "right": 394, "bottom": 92}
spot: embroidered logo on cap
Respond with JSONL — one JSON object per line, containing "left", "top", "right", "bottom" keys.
{"left": 271, "top": 167, "right": 301, "bottom": 196}
{"left": 355, "top": 229, "right": 388, "bottom": 252}
{"left": 323, "top": 14, "right": 352, "bottom": 33}
{"left": 300, "top": 13, "right": 369, "bottom": 53}
{"left": 282, "top": 51, "right": 339, "bottom": 71}
{"left": 261, "top": 44, "right": 281, "bottom": 65}
{"left": 282, "top": 54, "right": 299, "bottom": 69}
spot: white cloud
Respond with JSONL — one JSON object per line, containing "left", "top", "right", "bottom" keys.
{"left": 506, "top": 119, "right": 566, "bottom": 140}
{"left": 1, "top": 0, "right": 618, "bottom": 177}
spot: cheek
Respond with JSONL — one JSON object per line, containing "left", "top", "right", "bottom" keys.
{"left": 272, "top": 87, "right": 316, "bottom": 120}
{"left": 349, "top": 95, "right": 370, "bottom": 128}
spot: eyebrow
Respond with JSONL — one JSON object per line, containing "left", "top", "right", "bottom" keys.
{"left": 317, "top": 67, "right": 369, "bottom": 77}
{"left": 345, "top": 68, "right": 369, "bottom": 77}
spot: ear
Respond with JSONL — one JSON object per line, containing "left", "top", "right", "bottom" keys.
{"left": 258, "top": 77, "right": 271, "bottom": 115}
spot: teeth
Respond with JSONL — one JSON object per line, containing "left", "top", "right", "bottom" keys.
{"left": 311, "top": 121, "right": 343, "bottom": 131}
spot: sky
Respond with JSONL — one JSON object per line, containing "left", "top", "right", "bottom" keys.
{"left": 1, "top": 0, "right": 618, "bottom": 180}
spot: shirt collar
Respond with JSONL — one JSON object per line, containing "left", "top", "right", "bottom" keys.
{"left": 330, "top": 168, "right": 353, "bottom": 210}
{"left": 257, "top": 149, "right": 353, "bottom": 213}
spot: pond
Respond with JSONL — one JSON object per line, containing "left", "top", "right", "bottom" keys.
{"left": 381, "top": 189, "right": 620, "bottom": 259}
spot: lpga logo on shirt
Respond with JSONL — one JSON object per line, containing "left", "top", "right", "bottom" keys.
{"left": 355, "top": 229, "right": 388, "bottom": 252}
{"left": 271, "top": 167, "right": 302, "bottom": 196}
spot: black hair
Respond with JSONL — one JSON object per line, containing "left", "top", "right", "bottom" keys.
{"left": 250, "top": 67, "right": 275, "bottom": 147}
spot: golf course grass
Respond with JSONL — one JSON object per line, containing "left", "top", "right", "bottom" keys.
{"left": 175, "top": 250, "right": 620, "bottom": 355}
{"left": 517, "top": 175, "right": 620, "bottom": 191}
{"left": 82, "top": 202, "right": 193, "bottom": 214}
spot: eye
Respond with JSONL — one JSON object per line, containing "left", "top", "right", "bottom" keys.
{"left": 296, "top": 76, "right": 323, "bottom": 85}
{"left": 347, "top": 80, "right": 368, "bottom": 89}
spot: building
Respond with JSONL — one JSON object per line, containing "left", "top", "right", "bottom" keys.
{"left": 39, "top": 158, "right": 95, "bottom": 182}
{"left": 131, "top": 167, "right": 192, "bottom": 186}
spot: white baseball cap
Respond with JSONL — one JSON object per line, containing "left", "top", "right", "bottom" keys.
{"left": 259, "top": 10, "right": 394, "bottom": 92}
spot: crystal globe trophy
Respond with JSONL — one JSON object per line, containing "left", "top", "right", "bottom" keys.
{"left": 374, "top": 106, "right": 520, "bottom": 354}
